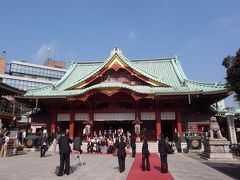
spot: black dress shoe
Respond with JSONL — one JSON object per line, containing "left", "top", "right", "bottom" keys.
{"left": 57, "top": 174, "right": 63, "bottom": 176}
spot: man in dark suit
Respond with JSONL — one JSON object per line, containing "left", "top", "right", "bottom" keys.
{"left": 116, "top": 136, "right": 127, "bottom": 173}
{"left": 130, "top": 135, "right": 136, "bottom": 158}
{"left": 158, "top": 134, "right": 168, "bottom": 173}
{"left": 57, "top": 131, "right": 73, "bottom": 176}
{"left": 142, "top": 136, "right": 150, "bottom": 171}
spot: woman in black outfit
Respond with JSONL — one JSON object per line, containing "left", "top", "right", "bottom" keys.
{"left": 40, "top": 133, "right": 48, "bottom": 157}
{"left": 142, "top": 137, "right": 150, "bottom": 171}
{"left": 116, "top": 136, "right": 127, "bottom": 173}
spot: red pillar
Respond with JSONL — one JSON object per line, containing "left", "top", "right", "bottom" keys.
{"left": 69, "top": 112, "right": 75, "bottom": 138}
{"left": 176, "top": 109, "right": 182, "bottom": 134}
{"left": 51, "top": 111, "right": 57, "bottom": 133}
{"left": 156, "top": 101, "right": 161, "bottom": 139}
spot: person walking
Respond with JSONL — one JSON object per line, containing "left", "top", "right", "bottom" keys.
{"left": 130, "top": 135, "right": 136, "bottom": 158}
{"left": 116, "top": 136, "right": 127, "bottom": 173}
{"left": 142, "top": 136, "right": 150, "bottom": 171}
{"left": 57, "top": 131, "right": 73, "bottom": 176}
{"left": 158, "top": 134, "right": 168, "bottom": 173}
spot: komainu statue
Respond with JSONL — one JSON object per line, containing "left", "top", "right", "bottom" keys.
{"left": 209, "top": 116, "right": 223, "bottom": 139}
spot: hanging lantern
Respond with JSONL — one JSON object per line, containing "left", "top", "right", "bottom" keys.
{"left": 85, "top": 125, "right": 91, "bottom": 135}
{"left": 135, "top": 124, "right": 141, "bottom": 135}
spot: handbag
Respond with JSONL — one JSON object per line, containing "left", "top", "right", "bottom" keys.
{"left": 113, "top": 148, "right": 118, "bottom": 157}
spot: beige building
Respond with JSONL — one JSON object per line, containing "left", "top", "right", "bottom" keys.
{"left": 0, "top": 51, "right": 7, "bottom": 74}
{"left": 44, "top": 58, "right": 66, "bottom": 69}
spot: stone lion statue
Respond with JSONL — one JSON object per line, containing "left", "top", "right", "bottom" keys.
{"left": 209, "top": 116, "right": 223, "bottom": 139}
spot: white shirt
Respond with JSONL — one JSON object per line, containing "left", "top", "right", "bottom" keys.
{"left": 32, "top": 126, "right": 37, "bottom": 133}
{"left": 22, "top": 131, "right": 26, "bottom": 139}
{"left": 4, "top": 136, "right": 9, "bottom": 146}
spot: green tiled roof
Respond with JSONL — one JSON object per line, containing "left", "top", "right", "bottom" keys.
{"left": 24, "top": 48, "right": 228, "bottom": 98}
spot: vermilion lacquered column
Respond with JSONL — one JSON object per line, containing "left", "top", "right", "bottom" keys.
{"left": 51, "top": 111, "right": 57, "bottom": 133}
{"left": 176, "top": 109, "right": 182, "bottom": 134}
{"left": 156, "top": 100, "right": 161, "bottom": 139}
{"left": 69, "top": 111, "right": 75, "bottom": 138}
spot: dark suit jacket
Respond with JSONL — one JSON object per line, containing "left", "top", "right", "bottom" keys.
{"left": 142, "top": 140, "right": 150, "bottom": 157}
{"left": 158, "top": 139, "right": 168, "bottom": 156}
{"left": 130, "top": 136, "right": 136, "bottom": 148}
{"left": 58, "top": 135, "right": 72, "bottom": 154}
{"left": 40, "top": 136, "right": 48, "bottom": 146}
{"left": 116, "top": 141, "right": 127, "bottom": 157}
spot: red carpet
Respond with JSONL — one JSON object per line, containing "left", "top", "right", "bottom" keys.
{"left": 127, "top": 153, "right": 174, "bottom": 180}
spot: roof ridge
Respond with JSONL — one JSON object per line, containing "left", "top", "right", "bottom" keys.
{"left": 170, "top": 58, "right": 185, "bottom": 83}
{"left": 131, "top": 57, "right": 176, "bottom": 62}
{"left": 185, "top": 79, "right": 226, "bottom": 86}
{"left": 73, "top": 57, "right": 176, "bottom": 64}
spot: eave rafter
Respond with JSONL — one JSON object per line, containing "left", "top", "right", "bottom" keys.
{"left": 67, "top": 86, "right": 151, "bottom": 102}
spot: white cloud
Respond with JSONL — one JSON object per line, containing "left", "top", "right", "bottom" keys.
{"left": 214, "top": 15, "right": 240, "bottom": 34}
{"left": 183, "top": 38, "right": 202, "bottom": 50}
{"left": 35, "top": 43, "right": 56, "bottom": 60}
{"left": 128, "top": 31, "right": 137, "bottom": 39}
{"left": 215, "top": 16, "right": 240, "bottom": 26}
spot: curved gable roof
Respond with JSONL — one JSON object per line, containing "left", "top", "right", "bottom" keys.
{"left": 24, "top": 48, "right": 228, "bottom": 98}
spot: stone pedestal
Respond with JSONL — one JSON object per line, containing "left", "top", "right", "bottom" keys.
{"left": 226, "top": 113, "right": 238, "bottom": 144}
{"left": 202, "top": 138, "right": 233, "bottom": 160}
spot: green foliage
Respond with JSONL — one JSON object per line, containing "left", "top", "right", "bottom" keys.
{"left": 222, "top": 48, "right": 240, "bottom": 101}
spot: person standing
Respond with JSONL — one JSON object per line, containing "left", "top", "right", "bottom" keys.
{"left": 0, "top": 131, "right": 9, "bottom": 158}
{"left": 21, "top": 129, "right": 26, "bottom": 146}
{"left": 142, "top": 137, "right": 150, "bottom": 171}
{"left": 52, "top": 131, "right": 58, "bottom": 155}
{"left": 130, "top": 135, "right": 136, "bottom": 158}
{"left": 116, "top": 136, "right": 127, "bottom": 173}
{"left": 158, "top": 134, "right": 168, "bottom": 173}
{"left": 40, "top": 132, "right": 48, "bottom": 157}
{"left": 176, "top": 133, "right": 182, "bottom": 153}
{"left": 57, "top": 131, "right": 73, "bottom": 176}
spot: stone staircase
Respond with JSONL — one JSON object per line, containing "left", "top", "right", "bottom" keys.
{"left": 136, "top": 142, "right": 159, "bottom": 153}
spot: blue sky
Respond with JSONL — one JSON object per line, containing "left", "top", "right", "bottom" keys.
{"left": 1, "top": 1, "right": 240, "bottom": 106}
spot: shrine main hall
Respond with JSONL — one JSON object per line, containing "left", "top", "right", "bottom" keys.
{"left": 20, "top": 48, "right": 229, "bottom": 140}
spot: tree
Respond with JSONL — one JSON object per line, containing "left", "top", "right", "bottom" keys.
{"left": 222, "top": 48, "right": 240, "bottom": 101}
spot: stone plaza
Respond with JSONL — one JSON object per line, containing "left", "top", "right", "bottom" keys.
{"left": 0, "top": 151, "right": 239, "bottom": 180}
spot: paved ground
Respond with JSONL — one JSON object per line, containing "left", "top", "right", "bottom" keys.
{"left": 0, "top": 151, "right": 239, "bottom": 180}
{"left": 183, "top": 153, "right": 240, "bottom": 180}
{"left": 168, "top": 153, "right": 237, "bottom": 180}
{"left": 0, "top": 152, "right": 134, "bottom": 180}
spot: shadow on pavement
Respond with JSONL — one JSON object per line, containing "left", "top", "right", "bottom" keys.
{"left": 202, "top": 162, "right": 240, "bottom": 180}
